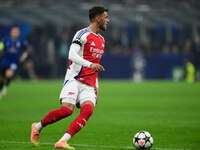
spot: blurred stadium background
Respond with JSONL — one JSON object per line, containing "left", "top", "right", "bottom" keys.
{"left": 0, "top": 0, "right": 200, "bottom": 82}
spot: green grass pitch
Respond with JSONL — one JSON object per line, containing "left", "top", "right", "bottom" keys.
{"left": 0, "top": 80, "right": 200, "bottom": 150}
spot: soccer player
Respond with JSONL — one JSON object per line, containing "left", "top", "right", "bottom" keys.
{"left": 0, "top": 26, "right": 28, "bottom": 99}
{"left": 31, "top": 6, "right": 109, "bottom": 149}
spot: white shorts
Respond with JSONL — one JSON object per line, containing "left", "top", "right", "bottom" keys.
{"left": 59, "top": 79, "right": 96, "bottom": 106}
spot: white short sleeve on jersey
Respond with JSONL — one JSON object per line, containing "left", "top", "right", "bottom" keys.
{"left": 72, "top": 29, "right": 88, "bottom": 46}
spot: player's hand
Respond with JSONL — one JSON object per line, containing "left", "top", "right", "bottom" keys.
{"left": 19, "top": 56, "right": 25, "bottom": 63}
{"left": 90, "top": 63, "right": 105, "bottom": 72}
{"left": 95, "top": 88, "right": 99, "bottom": 104}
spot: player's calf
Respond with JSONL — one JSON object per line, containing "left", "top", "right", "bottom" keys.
{"left": 67, "top": 104, "right": 93, "bottom": 136}
{"left": 31, "top": 106, "right": 73, "bottom": 146}
{"left": 31, "top": 106, "right": 73, "bottom": 136}
{"left": 41, "top": 106, "right": 73, "bottom": 127}
{"left": 5, "top": 69, "right": 14, "bottom": 79}
{"left": 55, "top": 104, "right": 93, "bottom": 149}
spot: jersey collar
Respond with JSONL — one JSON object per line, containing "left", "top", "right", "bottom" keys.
{"left": 88, "top": 27, "right": 99, "bottom": 36}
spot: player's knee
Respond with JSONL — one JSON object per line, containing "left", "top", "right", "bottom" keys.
{"left": 81, "top": 104, "right": 93, "bottom": 117}
{"left": 5, "top": 69, "right": 14, "bottom": 78}
{"left": 61, "top": 106, "right": 73, "bottom": 116}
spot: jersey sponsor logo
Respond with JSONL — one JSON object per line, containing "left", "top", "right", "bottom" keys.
{"left": 91, "top": 41, "right": 96, "bottom": 46}
{"left": 67, "top": 92, "right": 75, "bottom": 95}
{"left": 90, "top": 47, "right": 104, "bottom": 58}
{"left": 90, "top": 47, "right": 104, "bottom": 54}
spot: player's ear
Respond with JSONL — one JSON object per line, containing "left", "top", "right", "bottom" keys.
{"left": 96, "top": 15, "right": 101, "bottom": 23}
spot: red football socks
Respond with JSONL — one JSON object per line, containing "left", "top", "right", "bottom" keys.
{"left": 41, "top": 106, "right": 73, "bottom": 127}
{"left": 67, "top": 104, "right": 93, "bottom": 136}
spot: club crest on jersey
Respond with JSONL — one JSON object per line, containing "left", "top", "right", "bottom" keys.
{"left": 102, "top": 44, "right": 104, "bottom": 47}
{"left": 91, "top": 41, "right": 96, "bottom": 46}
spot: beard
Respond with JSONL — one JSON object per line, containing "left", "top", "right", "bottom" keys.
{"left": 99, "top": 24, "right": 106, "bottom": 31}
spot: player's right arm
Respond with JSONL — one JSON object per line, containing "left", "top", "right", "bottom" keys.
{"left": 68, "top": 30, "right": 104, "bottom": 72}
{"left": 68, "top": 43, "right": 92, "bottom": 67}
{"left": 19, "top": 40, "right": 30, "bottom": 63}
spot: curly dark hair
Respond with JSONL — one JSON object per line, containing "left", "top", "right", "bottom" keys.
{"left": 89, "top": 6, "right": 108, "bottom": 21}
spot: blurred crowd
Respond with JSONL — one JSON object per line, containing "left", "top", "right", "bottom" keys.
{"left": 1, "top": 24, "right": 200, "bottom": 80}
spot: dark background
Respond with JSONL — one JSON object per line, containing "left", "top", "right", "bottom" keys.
{"left": 0, "top": 0, "right": 200, "bottom": 80}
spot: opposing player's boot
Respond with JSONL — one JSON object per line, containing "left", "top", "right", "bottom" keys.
{"left": 54, "top": 140, "right": 75, "bottom": 149}
{"left": 30, "top": 123, "right": 40, "bottom": 146}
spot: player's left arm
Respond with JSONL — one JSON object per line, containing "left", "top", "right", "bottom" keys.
{"left": 19, "top": 40, "right": 29, "bottom": 63}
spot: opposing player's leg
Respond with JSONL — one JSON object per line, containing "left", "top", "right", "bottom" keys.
{"left": 0, "top": 77, "right": 4, "bottom": 99}
{"left": 0, "top": 76, "right": 4, "bottom": 91}
{"left": 31, "top": 102, "right": 74, "bottom": 146}
{"left": 1, "top": 69, "right": 15, "bottom": 97}
{"left": 0, "top": 68, "right": 6, "bottom": 99}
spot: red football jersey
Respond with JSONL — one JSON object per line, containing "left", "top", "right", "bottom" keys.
{"left": 65, "top": 27, "right": 105, "bottom": 87}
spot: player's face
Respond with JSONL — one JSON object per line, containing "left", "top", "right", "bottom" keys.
{"left": 10, "top": 27, "right": 20, "bottom": 41}
{"left": 98, "top": 11, "right": 109, "bottom": 31}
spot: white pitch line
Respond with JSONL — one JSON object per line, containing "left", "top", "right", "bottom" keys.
{"left": 0, "top": 140, "right": 192, "bottom": 150}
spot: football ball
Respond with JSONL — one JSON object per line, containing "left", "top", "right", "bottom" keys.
{"left": 133, "top": 131, "right": 153, "bottom": 149}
